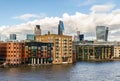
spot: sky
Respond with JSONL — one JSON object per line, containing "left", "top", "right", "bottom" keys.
{"left": 0, "top": 0, "right": 120, "bottom": 41}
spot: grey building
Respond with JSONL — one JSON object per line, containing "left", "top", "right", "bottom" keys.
{"left": 34, "top": 25, "right": 41, "bottom": 35}
{"left": 96, "top": 26, "right": 109, "bottom": 41}
{"left": 74, "top": 31, "right": 84, "bottom": 42}
{"left": 10, "top": 34, "right": 16, "bottom": 40}
{"left": 58, "top": 20, "right": 64, "bottom": 35}
{"left": 74, "top": 31, "right": 80, "bottom": 42}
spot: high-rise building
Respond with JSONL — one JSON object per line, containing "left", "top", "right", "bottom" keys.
{"left": 96, "top": 26, "right": 109, "bottom": 41}
{"left": 10, "top": 34, "right": 16, "bottom": 40}
{"left": 74, "top": 31, "right": 80, "bottom": 42}
{"left": 58, "top": 20, "right": 64, "bottom": 35}
{"left": 74, "top": 31, "right": 84, "bottom": 42}
{"left": 34, "top": 25, "right": 41, "bottom": 35}
{"left": 79, "top": 34, "right": 84, "bottom": 41}
{"left": 77, "top": 31, "right": 80, "bottom": 37}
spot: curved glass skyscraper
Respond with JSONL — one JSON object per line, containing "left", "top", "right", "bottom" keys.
{"left": 58, "top": 20, "right": 64, "bottom": 35}
{"left": 96, "top": 26, "right": 109, "bottom": 41}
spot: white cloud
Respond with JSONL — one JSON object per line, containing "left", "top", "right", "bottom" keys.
{"left": 1, "top": 4, "right": 120, "bottom": 41}
{"left": 91, "top": 4, "right": 115, "bottom": 13}
{"left": 13, "top": 13, "right": 46, "bottom": 20}
{"left": 112, "top": 9, "right": 120, "bottom": 15}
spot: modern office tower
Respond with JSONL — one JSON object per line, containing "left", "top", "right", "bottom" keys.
{"left": 76, "top": 31, "right": 80, "bottom": 41}
{"left": 26, "top": 34, "right": 35, "bottom": 41}
{"left": 36, "top": 32, "right": 72, "bottom": 64}
{"left": 25, "top": 42, "right": 53, "bottom": 65}
{"left": 34, "top": 25, "right": 41, "bottom": 35}
{"left": 96, "top": 26, "right": 109, "bottom": 41}
{"left": 79, "top": 34, "right": 84, "bottom": 41}
{"left": 10, "top": 34, "right": 16, "bottom": 40}
{"left": 58, "top": 20, "right": 64, "bottom": 35}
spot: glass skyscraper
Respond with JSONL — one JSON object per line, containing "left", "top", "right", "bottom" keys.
{"left": 79, "top": 34, "right": 84, "bottom": 41}
{"left": 96, "top": 26, "right": 109, "bottom": 41}
{"left": 58, "top": 20, "right": 64, "bottom": 35}
{"left": 10, "top": 34, "right": 16, "bottom": 40}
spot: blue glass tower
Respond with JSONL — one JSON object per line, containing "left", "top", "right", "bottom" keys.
{"left": 58, "top": 20, "right": 64, "bottom": 35}
{"left": 79, "top": 34, "right": 84, "bottom": 41}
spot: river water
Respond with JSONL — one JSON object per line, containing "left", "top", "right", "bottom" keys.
{"left": 0, "top": 61, "right": 120, "bottom": 81}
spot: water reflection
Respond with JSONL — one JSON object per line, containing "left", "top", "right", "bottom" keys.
{"left": 0, "top": 62, "right": 120, "bottom": 81}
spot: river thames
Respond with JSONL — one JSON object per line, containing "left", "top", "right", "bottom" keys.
{"left": 0, "top": 61, "right": 120, "bottom": 81}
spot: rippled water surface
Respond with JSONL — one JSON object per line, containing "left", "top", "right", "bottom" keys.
{"left": 0, "top": 61, "right": 120, "bottom": 81}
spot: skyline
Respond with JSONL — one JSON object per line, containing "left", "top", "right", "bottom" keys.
{"left": 0, "top": 0, "right": 120, "bottom": 41}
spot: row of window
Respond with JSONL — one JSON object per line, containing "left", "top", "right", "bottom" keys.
{"left": 8, "top": 47, "right": 22, "bottom": 49}
{"left": 7, "top": 59, "right": 21, "bottom": 62}
{"left": 26, "top": 47, "right": 52, "bottom": 50}
{"left": 7, "top": 55, "right": 22, "bottom": 57}
{"left": 7, "top": 51, "right": 23, "bottom": 53}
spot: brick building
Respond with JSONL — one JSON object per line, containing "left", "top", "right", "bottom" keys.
{"left": 0, "top": 42, "right": 7, "bottom": 64}
{"left": 6, "top": 42, "right": 25, "bottom": 65}
{"left": 36, "top": 33, "right": 73, "bottom": 64}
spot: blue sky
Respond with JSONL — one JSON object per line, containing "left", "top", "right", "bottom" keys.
{"left": 0, "top": 0, "right": 120, "bottom": 41}
{"left": 0, "top": 0, "right": 119, "bottom": 25}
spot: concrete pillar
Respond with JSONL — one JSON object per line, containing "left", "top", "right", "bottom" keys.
{"left": 82, "top": 46, "right": 84, "bottom": 60}
{"left": 44, "top": 58, "right": 46, "bottom": 64}
{"left": 37, "top": 58, "right": 39, "bottom": 64}
{"left": 104, "top": 48, "right": 107, "bottom": 59}
{"left": 108, "top": 48, "right": 110, "bottom": 59}
{"left": 41, "top": 58, "right": 43, "bottom": 64}
{"left": 32, "top": 58, "right": 33, "bottom": 64}
{"left": 88, "top": 47, "right": 90, "bottom": 60}
{"left": 102, "top": 48, "right": 104, "bottom": 59}
{"left": 93, "top": 46, "right": 95, "bottom": 60}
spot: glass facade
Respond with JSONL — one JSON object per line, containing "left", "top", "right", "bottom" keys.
{"left": 26, "top": 34, "right": 35, "bottom": 41}
{"left": 58, "top": 20, "right": 64, "bottom": 35}
{"left": 79, "top": 34, "right": 84, "bottom": 41}
{"left": 10, "top": 34, "right": 16, "bottom": 40}
{"left": 96, "top": 26, "right": 108, "bottom": 41}
{"left": 25, "top": 42, "right": 53, "bottom": 64}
